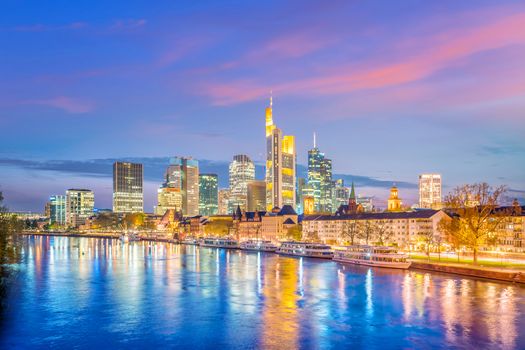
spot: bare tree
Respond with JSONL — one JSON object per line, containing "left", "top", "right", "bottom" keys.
{"left": 418, "top": 228, "right": 435, "bottom": 262}
{"left": 373, "top": 220, "right": 393, "bottom": 246}
{"left": 440, "top": 183, "right": 508, "bottom": 264}
{"left": 341, "top": 219, "right": 359, "bottom": 245}
{"left": 358, "top": 220, "right": 374, "bottom": 245}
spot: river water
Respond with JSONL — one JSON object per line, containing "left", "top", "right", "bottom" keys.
{"left": 1, "top": 236, "right": 524, "bottom": 349}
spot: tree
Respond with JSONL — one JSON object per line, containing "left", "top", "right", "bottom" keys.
{"left": 204, "top": 219, "right": 233, "bottom": 237}
{"left": 358, "top": 220, "right": 375, "bottom": 245}
{"left": 418, "top": 228, "right": 435, "bottom": 261}
{"left": 341, "top": 220, "right": 359, "bottom": 245}
{"left": 373, "top": 220, "right": 393, "bottom": 246}
{"left": 286, "top": 225, "right": 302, "bottom": 241}
{"left": 439, "top": 183, "right": 508, "bottom": 264}
{"left": 0, "top": 191, "right": 23, "bottom": 264}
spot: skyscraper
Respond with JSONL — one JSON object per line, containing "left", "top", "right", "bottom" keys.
{"left": 229, "top": 154, "right": 255, "bottom": 211}
{"left": 155, "top": 163, "right": 183, "bottom": 215}
{"left": 66, "top": 189, "right": 94, "bottom": 227}
{"left": 174, "top": 157, "right": 199, "bottom": 216}
{"left": 265, "top": 96, "right": 296, "bottom": 210}
{"left": 332, "top": 179, "right": 349, "bottom": 209}
{"left": 218, "top": 189, "right": 231, "bottom": 215}
{"left": 49, "top": 195, "right": 66, "bottom": 226}
{"left": 112, "top": 161, "right": 143, "bottom": 213}
{"left": 199, "top": 173, "right": 219, "bottom": 216}
{"left": 419, "top": 174, "right": 442, "bottom": 209}
{"left": 307, "top": 135, "right": 333, "bottom": 213}
{"left": 247, "top": 180, "right": 266, "bottom": 212}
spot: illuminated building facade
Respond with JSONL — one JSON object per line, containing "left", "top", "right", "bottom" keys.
{"left": 218, "top": 189, "right": 231, "bottom": 215}
{"left": 49, "top": 195, "right": 66, "bottom": 226}
{"left": 66, "top": 189, "right": 94, "bottom": 227}
{"left": 387, "top": 185, "right": 403, "bottom": 212}
{"left": 199, "top": 173, "right": 218, "bottom": 216}
{"left": 247, "top": 180, "right": 266, "bottom": 212}
{"left": 112, "top": 161, "right": 143, "bottom": 213}
{"left": 307, "top": 138, "right": 333, "bottom": 213}
{"left": 332, "top": 179, "right": 349, "bottom": 209}
{"left": 229, "top": 154, "right": 255, "bottom": 211}
{"left": 419, "top": 173, "right": 442, "bottom": 209}
{"left": 156, "top": 157, "right": 199, "bottom": 216}
{"left": 265, "top": 96, "right": 296, "bottom": 210}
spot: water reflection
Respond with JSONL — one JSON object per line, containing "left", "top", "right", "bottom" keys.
{"left": 2, "top": 236, "right": 525, "bottom": 349}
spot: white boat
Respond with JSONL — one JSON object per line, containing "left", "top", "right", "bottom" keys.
{"left": 181, "top": 237, "right": 199, "bottom": 245}
{"left": 240, "top": 240, "right": 278, "bottom": 252}
{"left": 333, "top": 245, "right": 411, "bottom": 269}
{"left": 277, "top": 241, "right": 333, "bottom": 259}
{"left": 119, "top": 232, "right": 140, "bottom": 243}
{"left": 200, "top": 237, "right": 239, "bottom": 249}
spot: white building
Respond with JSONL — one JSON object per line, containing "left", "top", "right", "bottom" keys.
{"left": 66, "top": 189, "right": 94, "bottom": 227}
{"left": 229, "top": 154, "right": 255, "bottom": 211}
{"left": 419, "top": 174, "right": 442, "bottom": 209}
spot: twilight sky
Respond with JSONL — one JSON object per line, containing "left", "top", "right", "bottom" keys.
{"left": 1, "top": 0, "right": 524, "bottom": 212}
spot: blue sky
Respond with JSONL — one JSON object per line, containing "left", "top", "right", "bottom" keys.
{"left": 1, "top": 0, "right": 524, "bottom": 212}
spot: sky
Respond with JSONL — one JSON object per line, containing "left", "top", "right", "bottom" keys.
{"left": 1, "top": 0, "right": 524, "bottom": 212}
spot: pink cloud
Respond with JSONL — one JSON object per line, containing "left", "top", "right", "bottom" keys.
{"left": 199, "top": 11, "right": 525, "bottom": 105}
{"left": 24, "top": 96, "right": 95, "bottom": 114}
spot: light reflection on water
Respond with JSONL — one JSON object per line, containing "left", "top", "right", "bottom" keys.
{"left": 2, "top": 236, "right": 525, "bottom": 349}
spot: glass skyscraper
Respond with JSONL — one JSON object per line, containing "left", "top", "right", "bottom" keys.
{"left": 307, "top": 140, "right": 333, "bottom": 213}
{"left": 112, "top": 161, "right": 144, "bottom": 213}
{"left": 229, "top": 154, "right": 255, "bottom": 211}
{"left": 199, "top": 173, "right": 219, "bottom": 216}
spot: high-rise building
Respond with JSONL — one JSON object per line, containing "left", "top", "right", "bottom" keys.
{"left": 218, "top": 189, "right": 231, "bottom": 215}
{"left": 419, "top": 174, "right": 442, "bottom": 209}
{"left": 66, "top": 189, "right": 94, "bottom": 227}
{"left": 229, "top": 154, "right": 255, "bottom": 211}
{"left": 155, "top": 163, "right": 183, "bottom": 215}
{"left": 333, "top": 179, "right": 349, "bottom": 209}
{"left": 199, "top": 173, "right": 218, "bottom": 216}
{"left": 356, "top": 196, "right": 374, "bottom": 212}
{"left": 49, "top": 195, "right": 66, "bottom": 226}
{"left": 247, "top": 180, "right": 266, "bottom": 212}
{"left": 296, "top": 177, "right": 306, "bottom": 214}
{"left": 265, "top": 96, "right": 296, "bottom": 210}
{"left": 307, "top": 136, "right": 333, "bottom": 213}
{"left": 112, "top": 161, "right": 143, "bottom": 213}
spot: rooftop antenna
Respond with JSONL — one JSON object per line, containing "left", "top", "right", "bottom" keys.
{"left": 270, "top": 90, "right": 273, "bottom": 107}
{"left": 313, "top": 132, "right": 317, "bottom": 148}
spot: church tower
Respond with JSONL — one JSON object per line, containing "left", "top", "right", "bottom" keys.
{"left": 387, "top": 185, "right": 402, "bottom": 212}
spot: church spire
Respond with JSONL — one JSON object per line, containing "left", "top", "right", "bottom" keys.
{"left": 350, "top": 182, "right": 356, "bottom": 199}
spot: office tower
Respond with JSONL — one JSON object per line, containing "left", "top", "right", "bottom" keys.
{"left": 66, "top": 189, "right": 94, "bottom": 227}
{"left": 159, "top": 157, "right": 199, "bottom": 216}
{"left": 356, "top": 196, "right": 374, "bottom": 212}
{"left": 333, "top": 179, "right": 349, "bottom": 209}
{"left": 112, "top": 161, "right": 143, "bottom": 213}
{"left": 307, "top": 135, "right": 333, "bottom": 213}
{"left": 265, "top": 96, "right": 296, "bottom": 210}
{"left": 49, "top": 195, "right": 66, "bottom": 226}
{"left": 247, "top": 180, "right": 266, "bottom": 212}
{"left": 419, "top": 174, "right": 442, "bottom": 209}
{"left": 296, "top": 177, "right": 306, "bottom": 214}
{"left": 218, "top": 189, "right": 231, "bottom": 215}
{"left": 387, "top": 185, "right": 402, "bottom": 212}
{"left": 229, "top": 154, "right": 255, "bottom": 211}
{"left": 199, "top": 174, "right": 219, "bottom": 216}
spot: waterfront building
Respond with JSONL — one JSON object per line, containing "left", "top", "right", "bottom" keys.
{"left": 229, "top": 154, "right": 255, "bottom": 211}
{"left": 495, "top": 200, "right": 525, "bottom": 252}
{"left": 303, "top": 210, "right": 450, "bottom": 248}
{"left": 419, "top": 174, "right": 442, "bottom": 209}
{"left": 265, "top": 96, "right": 296, "bottom": 211}
{"left": 218, "top": 189, "right": 231, "bottom": 215}
{"left": 247, "top": 180, "right": 266, "bottom": 212}
{"left": 199, "top": 173, "right": 219, "bottom": 216}
{"left": 333, "top": 179, "right": 349, "bottom": 209}
{"left": 112, "top": 161, "right": 143, "bottom": 213}
{"left": 49, "top": 195, "right": 66, "bottom": 226}
{"left": 233, "top": 208, "right": 266, "bottom": 240}
{"left": 387, "top": 185, "right": 403, "bottom": 212}
{"left": 261, "top": 205, "right": 299, "bottom": 242}
{"left": 66, "top": 189, "right": 94, "bottom": 227}
{"left": 307, "top": 136, "right": 333, "bottom": 213}
{"left": 157, "top": 157, "right": 199, "bottom": 216}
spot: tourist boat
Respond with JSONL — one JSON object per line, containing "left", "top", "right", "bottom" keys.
{"left": 333, "top": 245, "right": 411, "bottom": 269}
{"left": 199, "top": 237, "right": 239, "bottom": 249}
{"left": 119, "top": 232, "right": 140, "bottom": 243}
{"left": 181, "top": 237, "right": 200, "bottom": 245}
{"left": 240, "top": 240, "right": 278, "bottom": 252}
{"left": 277, "top": 242, "right": 334, "bottom": 259}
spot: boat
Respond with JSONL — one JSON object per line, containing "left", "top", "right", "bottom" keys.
{"left": 181, "top": 237, "right": 200, "bottom": 245}
{"left": 199, "top": 237, "right": 239, "bottom": 249}
{"left": 333, "top": 245, "right": 411, "bottom": 269}
{"left": 119, "top": 232, "right": 140, "bottom": 243}
{"left": 277, "top": 241, "right": 333, "bottom": 259}
{"left": 240, "top": 240, "right": 278, "bottom": 252}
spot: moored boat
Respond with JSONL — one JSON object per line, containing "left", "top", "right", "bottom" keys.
{"left": 240, "top": 240, "right": 278, "bottom": 252}
{"left": 333, "top": 245, "right": 411, "bottom": 269}
{"left": 120, "top": 232, "right": 140, "bottom": 243}
{"left": 181, "top": 237, "right": 200, "bottom": 245}
{"left": 277, "top": 241, "right": 333, "bottom": 259}
{"left": 200, "top": 237, "right": 239, "bottom": 249}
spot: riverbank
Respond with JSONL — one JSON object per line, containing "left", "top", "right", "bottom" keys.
{"left": 19, "top": 231, "right": 177, "bottom": 243}
{"left": 410, "top": 261, "right": 525, "bottom": 284}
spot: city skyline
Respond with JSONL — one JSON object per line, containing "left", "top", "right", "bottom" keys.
{"left": 1, "top": 1, "right": 524, "bottom": 212}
